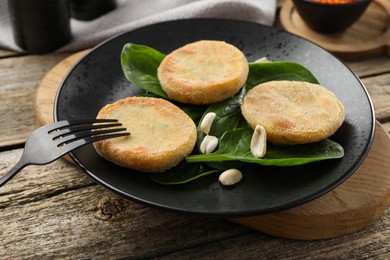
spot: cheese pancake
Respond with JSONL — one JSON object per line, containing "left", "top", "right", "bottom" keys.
{"left": 241, "top": 81, "right": 345, "bottom": 145}
{"left": 157, "top": 40, "right": 249, "bottom": 105}
{"left": 93, "top": 97, "right": 197, "bottom": 172}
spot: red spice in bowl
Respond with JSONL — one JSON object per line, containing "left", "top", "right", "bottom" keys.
{"left": 311, "top": 0, "right": 360, "bottom": 3}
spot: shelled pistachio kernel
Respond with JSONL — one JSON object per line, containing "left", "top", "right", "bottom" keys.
{"left": 200, "top": 135, "right": 218, "bottom": 154}
{"left": 250, "top": 125, "right": 267, "bottom": 158}
{"left": 200, "top": 112, "right": 216, "bottom": 135}
{"left": 219, "top": 169, "right": 243, "bottom": 186}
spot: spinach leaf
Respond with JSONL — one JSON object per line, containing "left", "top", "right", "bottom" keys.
{"left": 121, "top": 43, "right": 169, "bottom": 99}
{"left": 246, "top": 61, "right": 319, "bottom": 90}
{"left": 187, "top": 128, "right": 344, "bottom": 167}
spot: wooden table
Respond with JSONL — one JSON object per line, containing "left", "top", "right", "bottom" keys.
{"left": 1, "top": 9, "right": 390, "bottom": 260}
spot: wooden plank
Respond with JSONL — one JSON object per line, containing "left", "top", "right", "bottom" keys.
{"left": 1, "top": 148, "right": 390, "bottom": 258}
{"left": 0, "top": 54, "right": 68, "bottom": 148}
{"left": 361, "top": 73, "right": 390, "bottom": 122}
{"left": 0, "top": 151, "right": 250, "bottom": 259}
{"left": 383, "top": 121, "right": 390, "bottom": 134}
{"left": 0, "top": 149, "right": 94, "bottom": 208}
{"left": 157, "top": 213, "right": 390, "bottom": 259}
{"left": 0, "top": 187, "right": 249, "bottom": 259}
{"left": 0, "top": 49, "right": 18, "bottom": 58}
{"left": 345, "top": 56, "right": 390, "bottom": 78}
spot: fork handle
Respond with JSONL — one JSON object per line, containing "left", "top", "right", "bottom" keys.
{"left": 0, "top": 161, "right": 26, "bottom": 187}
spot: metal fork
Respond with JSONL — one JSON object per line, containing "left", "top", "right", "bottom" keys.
{"left": 0, "top": 119, "right": 130, "bottom": 187}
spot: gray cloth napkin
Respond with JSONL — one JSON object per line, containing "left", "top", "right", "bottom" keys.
{"left": 0, "top": 0, "right": 276, "bottom": 53}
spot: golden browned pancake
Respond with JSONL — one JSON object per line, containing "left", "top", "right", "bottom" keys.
{"left": 241, "top": 81, "right": 345, "bottom": 145}
{"left": 157, "top": 40, "right": 249, "bottom": 105}
{"left": 93, "top": 97, "right": 197, "bottom": 172}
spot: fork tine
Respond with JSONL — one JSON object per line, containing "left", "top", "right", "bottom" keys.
{"left": 49, "top": 119, "right": 120, "bottom": 133}
{"left": 55, "top": 127, "right": 128, "bottom": 146}
{"left": 51, "top": 122, "right": 123, "bottom": 139}
{"left": 0, "top": 119, "right": 130, "bottom": 188}
{"left": 57, "top": 132, "right": 130, "bottom": 155}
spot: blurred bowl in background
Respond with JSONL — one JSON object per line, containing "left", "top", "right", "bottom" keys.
{"left": 292, "top": 0, "right": 372, "bottom": 33}
{"left": 70, "top": 0, "right": 116, "bottom": 21}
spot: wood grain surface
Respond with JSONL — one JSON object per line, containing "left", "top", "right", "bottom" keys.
{"left": 34, "top": 51, "right": 390, "bottom": 240}
{"left": 0, "top": 53, "right": 68, "bottom": 147}
{"left": 2, "top": 4, "right": 390, "bottom": 256}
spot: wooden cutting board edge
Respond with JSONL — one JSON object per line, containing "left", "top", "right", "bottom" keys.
{"left": 34, "top": 51, "right": 390, "bottom": 240}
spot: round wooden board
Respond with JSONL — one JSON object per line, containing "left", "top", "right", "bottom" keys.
{"left": 35, "top": 51, "right": 390, "bottom": 240}
{"left": 280, "top": 0, "right": 390, "bottom": 60}
{"left": 35, "top": 50, "right": 90, "bottom": 127}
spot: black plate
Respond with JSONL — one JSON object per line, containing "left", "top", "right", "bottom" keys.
{"left": 55, "top": 19, "right": 375, "bottom": 217}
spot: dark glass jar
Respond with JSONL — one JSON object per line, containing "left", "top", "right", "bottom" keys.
{"left": 8, "top": 0, "right": 72, "bottom": 53}
{"left": 70, "top": 0, "right": 116, "bottom": 21}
